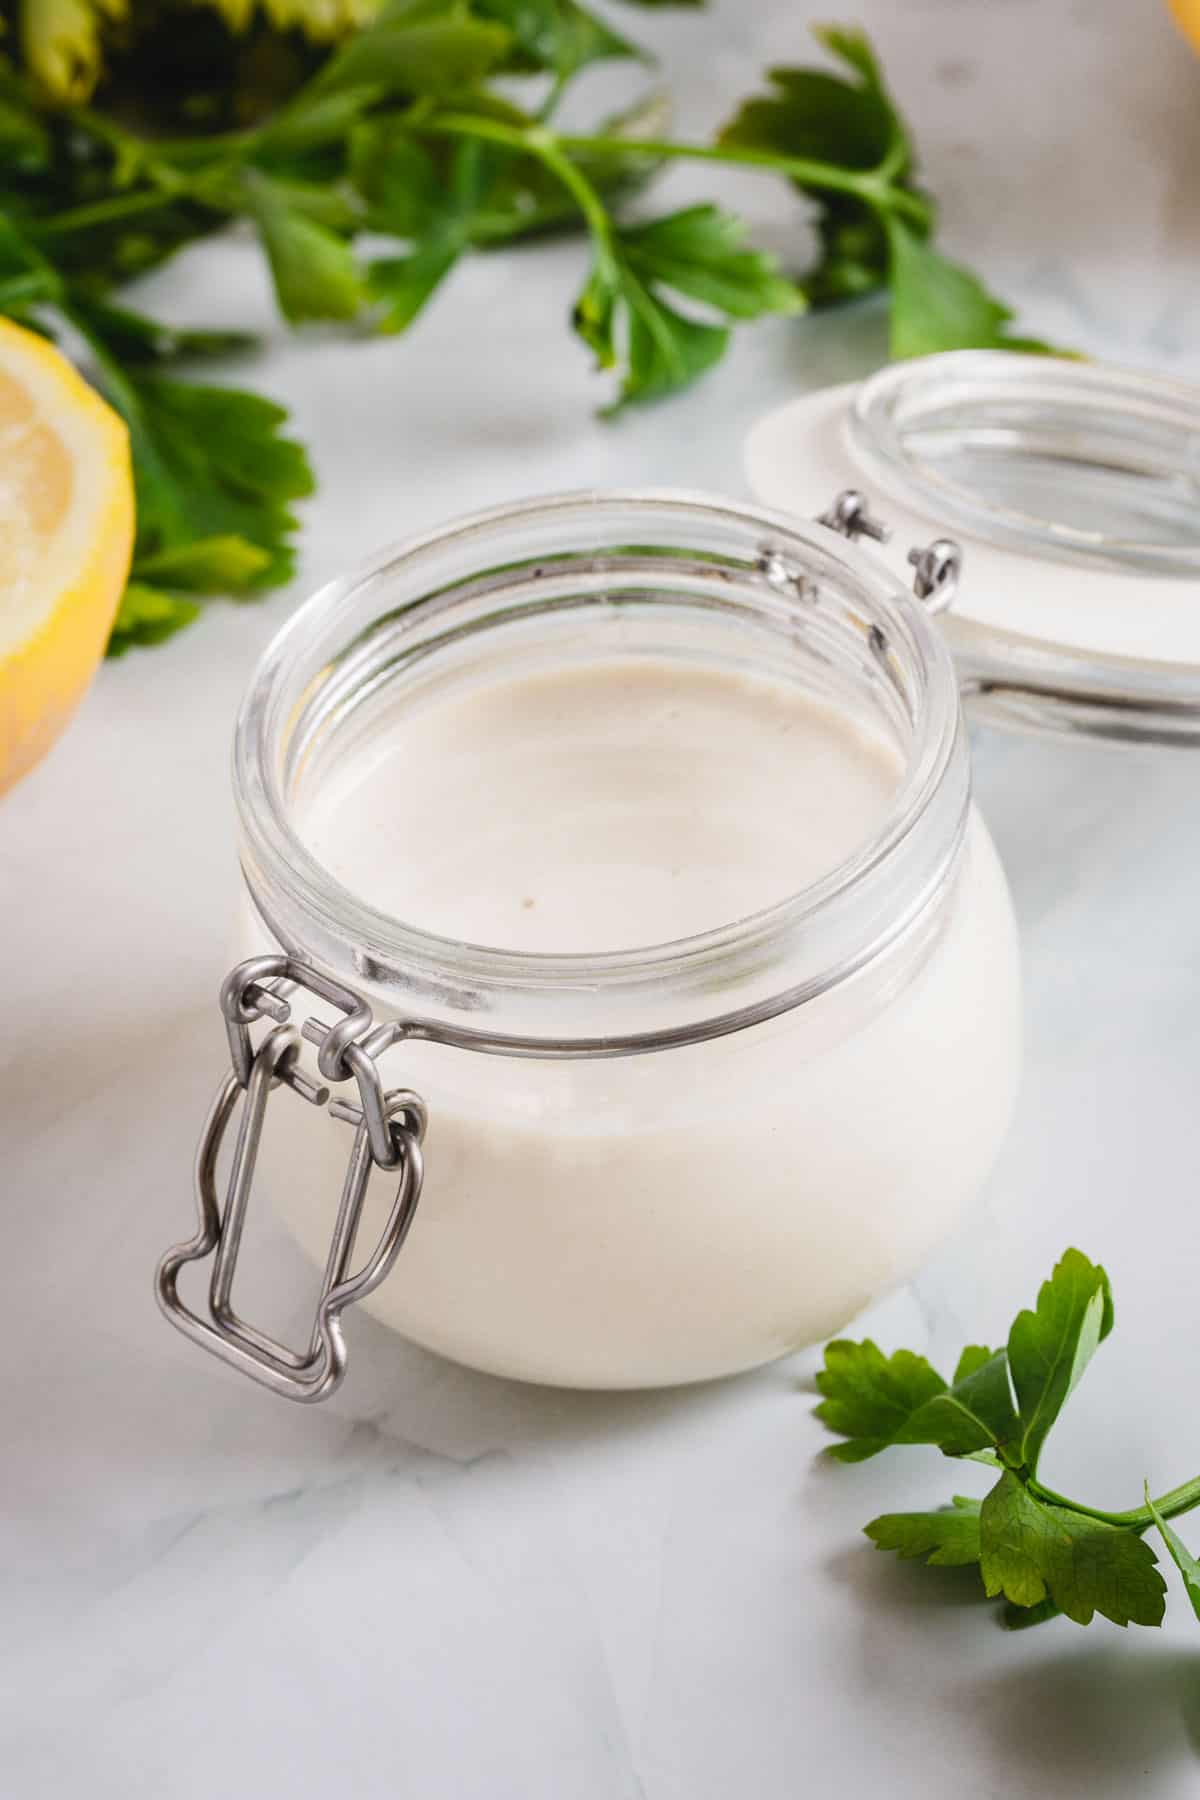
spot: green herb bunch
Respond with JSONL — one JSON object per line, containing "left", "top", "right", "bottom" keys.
{"left": 818, "top": 1249, "right": 1200, "bottom": 1632}
{"left": 0, "top": 0, "right": 1052, "bottom": 653}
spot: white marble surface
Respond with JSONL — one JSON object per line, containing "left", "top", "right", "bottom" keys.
{"left": 4, "top": 2, "right": 1200, "bottom": 1793}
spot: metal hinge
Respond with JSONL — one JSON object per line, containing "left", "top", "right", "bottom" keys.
{"left": 818, "top": 487, "right": 962, "bottom": 615}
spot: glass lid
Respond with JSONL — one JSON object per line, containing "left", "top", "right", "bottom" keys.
{"left": 850, "top": 354, "right": 1200, "bottom": 579}
{"left": 743, "top": 351, "right": 1200, "bottom": 746}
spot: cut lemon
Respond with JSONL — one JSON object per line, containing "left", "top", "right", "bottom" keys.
{"left": 1172, "top": 0, "right": 1200, "bottom": 49}
{"left": 0, "top": 315, "right": 134, "bottom": 797}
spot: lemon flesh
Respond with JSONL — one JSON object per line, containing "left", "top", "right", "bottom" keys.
{"left": 0, "top": 316, "right": 134, "bottom": 797}
{"left": 1171, "top": 0, "right": 1200, "bottom": 49}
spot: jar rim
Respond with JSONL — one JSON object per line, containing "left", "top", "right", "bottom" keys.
{"left": 234, "top": 489, "right": 970, "bottom": 1052}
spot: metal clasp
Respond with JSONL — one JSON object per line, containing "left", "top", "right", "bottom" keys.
{"left": 156, "top": 956, "right": 426, "bottom": 1403}
{"left": 817, "top": 488, "right": 962, "bottom": 615}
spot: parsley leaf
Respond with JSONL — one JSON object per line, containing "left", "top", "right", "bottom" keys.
{"left": 719, "top": 25, "right": 930, "bottom": 325}
{"left": 253, "top": 88, "right": 382, "bottom": 160}
{"left": 575, "top": 251, "right": 726, "bottom": 408}
{"left": 818, "top": 1254, "right": 1113, "bottom": 1475}
{"left": 131, "top": 536, "right": 272, "bottom": 588}
{"left": 865, "top": 1496, "right": 982, "bottom": 1568}
{"left": 243, "top": 170, "right": 365, "bottom": 322}
{"left": 351, "top": 120, "right": 453, "bottom": 237}
{"left": 719, "top": 30, "right": 906, "bottom": 173}
{"left": 867, "top": 1505, "right": 1082, "bottom": 1634}
{"left": 367, "top": 238, "right": 462, "bottom": 333}
{"left": 1146, "top": 1490, "right": 1200, "bottom": 1623}
{"left": 574, "top": 204, "right": 803, "bottom": 408}
{"left": 313, "top": 2, "right": 513, "bottom": 99}
{"left": 619, "top": 205, "right": 804, "bottom": 320}
{"left": 715, "top": 27, "right": 1058, "bottom": 360}
{"left": 822, "top": 1249, "right": 1200, "bottom": 1640}
{"left": 979, "top": 1471, "right": 1166, "bottom": 1628}
{"left": 946, "top": 1345, "right": 1021, "bottom": 1458}
{"left": 815, "top": 1338, "right": 1017, "bottom": 1463}
{"left": 56, "top": 296, "right": 306, "bottom": 646}
{"left": 67, "top": 296, "right": 257, "bottom": 364}
{"left": 804, "top": 199, "right": 890, "bottom": 307}
{"left": 886, "top": 218, "right": 1056, "bottom": 359}
{"left": 474, "top": 0, "right": 638, "bottom": 81}
{"left": 106, "top": 582, "right": 201, "bottom": 657}
{"left": 121, "top": 375, "right": 313, "bottom": 588}
{"left": 95, "top": 369, "right": 312, "bottom": 646}
{"left": 77, "top": 304, "right": 313, "bottom": 596}
{"left": 351, "top": 124, "right": 479, "bottom": 330}
{"left": 0, "top": 88, "right": 50, "bottom": 167}
{"left": 814, "top": 1341, "right": 951, "bottom": 1462}
{"left": 1006, "top": 1248, "right": 1113, "bottom": 1476}
{"left": 0, "top": 214, "right": 63, "bottom": 312}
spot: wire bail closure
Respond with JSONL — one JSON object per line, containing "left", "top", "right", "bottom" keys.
{"left": 156, "top": 955, "right": 426, "bottom": 1403}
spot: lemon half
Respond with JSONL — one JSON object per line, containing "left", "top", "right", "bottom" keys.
{"left": 1172, "top": 0, "right": 1200, "bottom": 49}
{"left": 0, "top": 316, "right": 134, "bottom": 797}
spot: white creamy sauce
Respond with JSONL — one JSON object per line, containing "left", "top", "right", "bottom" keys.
{"left": 247, "top": 654, "right": 1021, "bottom": 1388}
{"left": 300, "top": 661, "right": 903, "bottom": 954}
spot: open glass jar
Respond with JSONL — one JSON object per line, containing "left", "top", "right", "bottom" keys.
{"left": 157, "top": 491, "right": 1021, "bottom": 1398}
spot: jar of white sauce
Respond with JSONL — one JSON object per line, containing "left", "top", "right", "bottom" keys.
{"left": 159, "top": 489, "right": 1021, "bottom": 1397}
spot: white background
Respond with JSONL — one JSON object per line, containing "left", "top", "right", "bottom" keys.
{"left": 4, "top": 1, "right": 1200, "bottom": 1793}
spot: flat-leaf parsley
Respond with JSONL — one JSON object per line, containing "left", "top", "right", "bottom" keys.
{"left": 819, "top": 1250, "right": 1200, "bottom": 1632}
{"left": 0, "top": 3, "right": 1062, "bottom": 650}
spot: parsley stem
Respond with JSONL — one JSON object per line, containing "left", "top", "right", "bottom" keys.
{"left": 533, "top": 137, "right": 617, "bottom": 254}
{"left": 424, "top": 114, "right": 928, "bottom": 230}
{"left": 1027, "top": 1473, "right": 1200, "bottom": 1530}
{"left": 30, "top": 189, "right": 181, "bottom": 238}
{"left": 875, "top": 133, "right": 910, "bottom": 186}
{"left": 423, "top": 115, "right": 616, "bottom": 257}
{"left": 554, "top": 131, "right": 930, "bottom": 227}
{"left": 72, "top": 103, "right": 257, "bottom": 168}
{"left": 539, "top": 71, "right": 572, "bottom": 124}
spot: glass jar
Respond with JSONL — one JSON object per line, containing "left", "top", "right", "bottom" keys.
{"left": 158, "top": 492, "right": 1021, "bottom": 1397}
{"left": 746, "top": 352, "right": 1200, "bottom": 744}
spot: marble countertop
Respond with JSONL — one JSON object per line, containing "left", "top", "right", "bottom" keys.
{"left": 4, "top": 2, "right": 1200, "bottom": 1793}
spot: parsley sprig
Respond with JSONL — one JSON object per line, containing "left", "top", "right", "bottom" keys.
{"left": 818, "top": 1249, "right": 1200, "bottom": 1631}
{"left": 0, "top": 1, "right": 1057, "bottom": 652}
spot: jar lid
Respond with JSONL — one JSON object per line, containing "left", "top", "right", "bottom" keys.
{"left": 744, "top": 351, "right": 1200, "bottom": 744}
